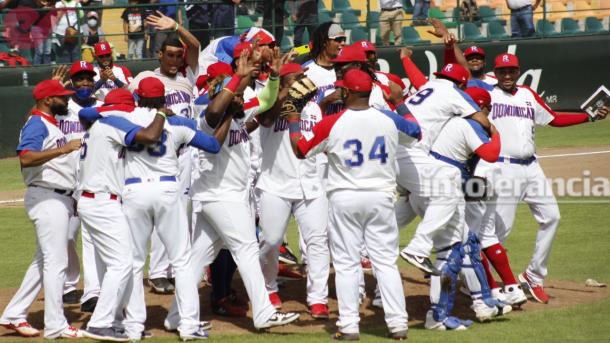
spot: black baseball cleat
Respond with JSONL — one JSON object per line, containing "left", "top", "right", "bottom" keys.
{"left": 81, "top": 296, "right": 98, "bottom": 313}
{"left": 331, "top": 331, "right": 360, "bottom": 341}
{"left": 388, "top": 329, "right": 408, "bottom": 340}
{"left": 148, "top": 277, "right": 175, "bottom": 294}
{"left": 278, "top": 242, "right": 298, "bottom": 265}
{"left": 62, "top": 290, "right": 79, "bottom": 304}
{"left": 400, "top": 251, "right": 441, "bottom": 276}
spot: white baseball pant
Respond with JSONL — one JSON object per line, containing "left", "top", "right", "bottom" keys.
{"left": 465, "top": 196, "right": 501, "bottom": 249}
{"left": 258, "top": 191, "right": 329, "bottom": 305}
{"left": 148, "top": 230, "right": 174, "bottom": 280}
{"left": 187, "top": 200, "right": 276, "bottom": 329}
{"left": 64, "top": 216, "right": 80, "bottom": 295}
{"left": 122, "top": 181, "right": 200, "bottom": 338}
{"left": 395, "top": 195, "right": 417, "bottom": 228}
{"left": 0, "top": 187, "right": 73, "bottom": 338}
{"left": 80, "top": 225, "right": 101, "bottom": 303}
{"left": 494, "top": 161, "right": 560, "bottom": 285}
{"left": 328, "top": 190, "right": 408, "bottom": 335}
{"left": 78, "top": 194, "right": 133, "bottom": 329}
{"left": 399, "top": 160, "right": 463, "bottom": 257}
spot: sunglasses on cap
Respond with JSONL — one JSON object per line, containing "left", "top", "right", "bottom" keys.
{"left": 331, "top": 36, "right": 347, "bottom": 43}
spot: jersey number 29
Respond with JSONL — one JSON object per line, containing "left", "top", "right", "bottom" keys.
{"left": 344, "top": 136, "right": 388, "bottom": 167}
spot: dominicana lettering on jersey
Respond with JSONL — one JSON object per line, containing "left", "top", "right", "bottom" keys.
{"left": 273, "top": 118, "right": 316, "bottom": 133}
{"left": 228, "top": 127, "right": 249, "bottom": 147}
{"left": 58, "top": 120, "right": 85, "bottom": 136}
{"left": 491, "top": 102, "right": 535, "bottom": 120}
{"left": 165, "top": 90, "right": 193, "bottom": 107}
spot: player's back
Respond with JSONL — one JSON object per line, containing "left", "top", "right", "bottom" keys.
{"left": 324, "top": 108, "right": 409, "bottom": 193}
{"left": 406, "top": 78, "right": 479, "bottom": 153}
{"left": 124, "top": 108, "right": 196, "bottom": 180}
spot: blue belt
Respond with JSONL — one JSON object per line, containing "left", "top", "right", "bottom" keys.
{"left": 430, "top": 151, "right": 469, "bottom": 180}
{"left": 125, "top": 175, "right": 177, "bottom": 185}
{"left": 496, "top": 156, "right": 536, "bottom": 165}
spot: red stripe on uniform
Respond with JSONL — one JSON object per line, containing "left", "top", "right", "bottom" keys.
{"left": 244, "top": 97, "right": 260, "bottom": 111}
{"left": 297, "top": 109, "right": 346, "bottom": 156}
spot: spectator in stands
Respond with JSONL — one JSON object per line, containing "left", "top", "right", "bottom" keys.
{"left": 0, "top": 47, "right": 31, "bottom": 67}
{"left": 1, "top": 0, "right": 55, "bottom": 64}
{"left": 507, "top": 0, "right": 541, "bottom": 37}
{"left": 184, "top": 0, "right": 212, "bottom": 47}
{"left": 261, "top": 0, "right": 285, "bottom": 45}
{"left": 379, "top": 0, "right": 405, "bottom": 45}
{"left": 80, "top": 0, "right": 103, "bottom": 21}
{"left": 460, "top": 0, "right": 481, "bottom": 22}
{"left": 53, "top": 0, "right": 83, "bottom": 63}
{"left": 122, "top": 0, "right": 148, "bottom": 59}
{"left": 211, "top": 0, "right": 238, "bottom": 39}
{"left": 155, "top": 0, "right": 183, "bottom": 51}
{"left": 80, "top": 11, "right": 106, "bottom": 47}
{"left": 412, "top": 0, "right": 430, "bottom": 26}
{"left": 291, "top": 0, "right": 318, "bottom": 47}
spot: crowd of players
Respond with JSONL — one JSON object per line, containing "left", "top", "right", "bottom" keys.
{"left": 2, "top": 11, "right": 609, "bottom": 342}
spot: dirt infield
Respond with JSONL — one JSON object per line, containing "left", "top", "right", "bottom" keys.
{"left": 0, "top": 267, "right": 608, "bottom": 339}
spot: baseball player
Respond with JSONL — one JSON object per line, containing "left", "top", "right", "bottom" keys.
{"left": 396, "top": 63, "right": 487, "bottom": 275}
{"left": 489, "top": 53, "right": 607, "bottom": 304}
{"left": 256, "top": 61, "right": 330, "bottom": 317}
{"left": 92, "top": 41, "right": 133, "bottom": 102}
{"left": 1, "top": 80, "right": 82, "bottom": 339}
{"left": 130, "top": 11, "right": 202, "bottom": 291}
{"left": 116, "top": 77, "right": 227, "bottom": 340}
{"left": 76, "top": 88, "right": 167, "bottom": 341}
{"left": 186, "top": 50, "right": 300, "bottom": 330}
{"left": 285, "top": 68, "right": 420, "bottom": 340}
{"left": 420, "top": 87, "right": 508, "bottom": 330}
{"left": 54, "top": 61, "right": 103, "bottom": 311}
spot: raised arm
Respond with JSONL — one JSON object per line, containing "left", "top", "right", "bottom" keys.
{"left": 146, "top": 10, "right": 200, "bottom": 72}
{"left": 399, "top": 47, "right": 427, "bottom": 90}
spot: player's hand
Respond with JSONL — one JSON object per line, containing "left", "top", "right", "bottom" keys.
{"left": 426, "top": 18, "right": 449, "bottom": 38}
{"left": 280, "top": 76, "right": 318, "bottom": 118}
{"left": 385, "top": 81, "right": 404, "bottom": 106}
{"left": 269, "top": 47, "right": 282, "bottom": 77}
{"left": 595, "top": 106, "right": 609, "bottom": 120}
{"left": 398, "top": 47, "right": 413, "bottom": 59}
{"left": 443, "top": 33, "right": 457, "bottom": 47}
{"left": 51, "top": 64, "right": 69, "bottom": 83}
{"left": 61, "top": 139, "right": 82, "bottom": 154}
{"left": 146, "top": 11, "right": 177, "bottom": 31}
{"left": 235, "top": 50, "right": 257, "bottom": 78}
{"left": 158, "top": 107, "right": 175, "bottom": 116}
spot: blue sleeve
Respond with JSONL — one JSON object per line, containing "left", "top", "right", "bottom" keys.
{"left": 467, "top": 79, "right": 494, "bottom": 91}
{"left": 167, "top": 115, "right": 197, "bottom": 130}
{"left": 16, "top": 116, "right": 48, "bottom": 154}
{"left": 395, "top": 102, "right": 411, "bottom": 117}
{"left": 381, "top": 110, "right": 421, "bottom": 139}
{"left": 189, "top": 130, "right": 221, "bottom": 153}
{"left": 194, "top": 93, "right": 210, "bottom": 106}
{"left": 465, "top": 119, "right": 491, "bottom": 143}
{"left": 79, "top": 107, "right": 102, "bottom": 123}
{"left": 99, "top": 115, "right": 143, "bottom": 146}
{"left": 453, "top": 84, "right": 481, "bottom": 112}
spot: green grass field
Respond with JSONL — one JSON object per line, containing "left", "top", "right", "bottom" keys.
{"left": 1, "top": 122, "right": 609, "bottom": 341}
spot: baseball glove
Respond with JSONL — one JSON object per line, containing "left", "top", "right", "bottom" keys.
{"left": 280, "top": 77, "right": 318, "bottom": 118}
{"left": 463, "top": 176, "right": 490, "bottom": 202}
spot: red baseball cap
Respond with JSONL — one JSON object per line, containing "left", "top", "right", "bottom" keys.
{"left": 464, "top": 45, "right": 485, "bottom": 58}
{"left": 494, "top": 53, "right": 520, "bottom": 69}
{"left": 105, "top": 88, "right": 135, "bottom": 106}
{"left": 354, "top": 40, "right": 376, "bottom": 53}
{"left": 434, "top": 63, "right": 469, "bottom": 85}
{"left": 136, "top": 77, "right": 165, "bottom": 98}
{"left": 331, "top": 44, "right": 367, "bottom": 63}
{"left": 233, "top": 41, "right": 253, "bottom": 59}
{"left": 335, "top": 69, "right": 373, "bottom": 92}
{"left": 33, "top": 79, "right": 75, "bottom": 100}
{"left": 69, "top": 61, "right": 97, "bottom": 77}
{"left": 207, "top": 62, "right": 233, "bottom": 79}
{"left": 279, "top": 63, "right": 303, "bottom": 77}
{"left": 465, "top": 87, "right": 491, "bottom": 109}
{"left": 94, "top": 42, "right": 112, "bottom": 56}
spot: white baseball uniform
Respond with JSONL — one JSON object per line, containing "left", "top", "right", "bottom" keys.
{"left": 57, "top": 98, "right": 102, "bottom": 305}
{"left": 398, "top": 78, "right": 480, "bottom": 258}
{"left": 130, "top": 66, "right": 198, "bottom": 281}
{"left": 256, "top": 103, "right": 329, "bottom": 306}
{"left": 93, "top": 64, "right": 133, "bottom": 101}
{"left": 489, "top": 85, "right": 559, "bottom": 285}
{"left": 187, "top": 104, "right": 277, "bottom": 329}
{"left": 297, "top": 106, "right": 420, "bottom": 335}
{"left": 121, "top": 110, "right": 220, "bottom": 339}
{"left": 77, "top": 112, "right": 141, "bottom": 330}
{"left": 1, "top": 110, "right": 77, "bottom": 338}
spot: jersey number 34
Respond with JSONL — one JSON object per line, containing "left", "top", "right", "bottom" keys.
{"left": 344, "top": 136, "right": 387, "bottom": 167}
